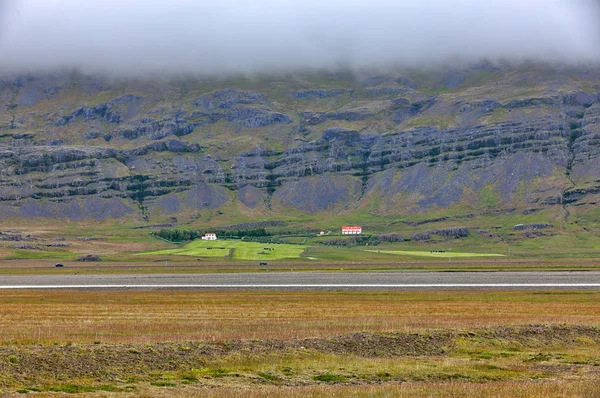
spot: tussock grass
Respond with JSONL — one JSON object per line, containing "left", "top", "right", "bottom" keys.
{"left": 2, "top": 327, "right": 599, "bottom": 393}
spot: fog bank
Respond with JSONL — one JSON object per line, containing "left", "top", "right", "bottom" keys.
{"left": 0, "top": 0, "right": 599, "bottom": 76}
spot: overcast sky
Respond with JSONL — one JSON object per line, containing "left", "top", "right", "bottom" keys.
{"left": 0, "top": 0, "right": 599, "bottom": 76}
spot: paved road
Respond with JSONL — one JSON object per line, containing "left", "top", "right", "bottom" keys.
{"left": 1, "top": 271, "right": 600, "bottom": 290}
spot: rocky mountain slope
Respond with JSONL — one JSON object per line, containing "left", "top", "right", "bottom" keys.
{"left": 1, "top": 63, "right": 599, "bottom": 227}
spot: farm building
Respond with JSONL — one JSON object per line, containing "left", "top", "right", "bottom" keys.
{"left": 341, "top": 226, "right": 362, "bottom": 235}
{"left": 201, "top": 233, "right": 217, "bottom": 240}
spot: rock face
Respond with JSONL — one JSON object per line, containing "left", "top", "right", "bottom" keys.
{"left": 1, "top": 65, "right": 600, "bottom": 223}
{"left": 512, "top": 224, "right": 553, "bottom": 231}
{"left": 194, "top": 89, "right": 292, "bottom": 128}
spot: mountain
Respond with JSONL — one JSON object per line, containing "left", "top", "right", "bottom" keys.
{"left": 1, "top": 63, "right": 599, "bottom": 231}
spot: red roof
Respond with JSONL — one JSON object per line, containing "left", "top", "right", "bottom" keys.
{"left": 342, "top": 226, "right": 362, "bottom": 230}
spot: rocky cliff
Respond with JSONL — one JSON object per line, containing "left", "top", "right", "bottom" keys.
{"left": 0, "top": 64, "right": 599, "bottom": 225}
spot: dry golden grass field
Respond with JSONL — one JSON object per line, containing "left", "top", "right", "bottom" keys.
{"left": 1, "top": 290, "right": 600, "bottom": 396}
{"left": 1, "top": 290, "right": 600, "bottom": 343}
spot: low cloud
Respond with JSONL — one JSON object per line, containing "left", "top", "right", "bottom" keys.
{"left": 0, "top": 0, "right": 599, "bottom": 76}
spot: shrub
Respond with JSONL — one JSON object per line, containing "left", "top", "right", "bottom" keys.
{"left": 313, "top": 373, "right": 346, "bottom": 383}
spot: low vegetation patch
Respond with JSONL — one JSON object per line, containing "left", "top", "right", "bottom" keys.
{"left": 313, "top": 373, "right": 346, "bottom": 383}
{"left": 366, "top": 250, "right": 505, "bottom": 258}
{"left": 257, "top": 371, "right": 281, "bottom": 382}
{"left": 150, "top": 381, "right": 176, "bottom": 387}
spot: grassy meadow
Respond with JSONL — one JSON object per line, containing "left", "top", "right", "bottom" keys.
{"left": 3, "top": 207, "right": 600, "bottom": 269}
{"left": 366, "top": 250, "right": 506, "bottom": 258}
{"left": 145, "top": 239, "right": 307, "bottom": 261}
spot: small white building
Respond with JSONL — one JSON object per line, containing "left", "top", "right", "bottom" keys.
{"left": 201, "top": 233, "right": 217, "bottom": 240}
{"left": 341, "top": 226, "right": 362, "bottom": 235}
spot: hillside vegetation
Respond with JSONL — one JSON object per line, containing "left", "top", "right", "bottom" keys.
{"left": 1, "top": 64, "right": 600, "bottom": 252}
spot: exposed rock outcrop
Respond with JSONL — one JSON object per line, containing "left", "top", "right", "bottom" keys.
{"left": 512, "top": 224, "right": 553, "bottom": 231}
{"left": 1, "top": 66, "right": 600, "bottom": 223}
{"left": 194, "top": 88, "right": 292, "bottom": 128}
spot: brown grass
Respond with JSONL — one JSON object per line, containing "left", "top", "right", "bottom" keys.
{"left": 127, "top": 380, "right": 600, "bottom": 398}
{"left": 0, "top": 290, "right": 599, "bottom": 344}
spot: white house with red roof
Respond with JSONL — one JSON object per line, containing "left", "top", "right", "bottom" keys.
{"left": 201, "top": 233, "right": 217, "bottom": 240}
{"left": 341, "top": 226, "right": 362, "bottom": 235}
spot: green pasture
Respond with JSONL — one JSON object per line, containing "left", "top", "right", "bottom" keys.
{"left": 366, "top": 250, "right": 506, "bottom": 258}
{"left": 7, "top": 250, "right": 77, "bottom": 261}
{"left": 146, "top": 239, "right": 307, "bottom": 261}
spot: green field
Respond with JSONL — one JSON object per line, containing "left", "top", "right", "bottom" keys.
{"left": 366, "top": 250, "right": 506, "bottom": 258}
{"left": 147, "top": 239, "right": 307, "bottom": 261}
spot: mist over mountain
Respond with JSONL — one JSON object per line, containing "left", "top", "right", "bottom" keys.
{"left": 0, "top": 0, "right": 599, "bottom": 76}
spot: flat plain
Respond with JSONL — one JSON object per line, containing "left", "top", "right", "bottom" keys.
{"left": 1, "top": 289, "right": 599, "bottom": 396}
